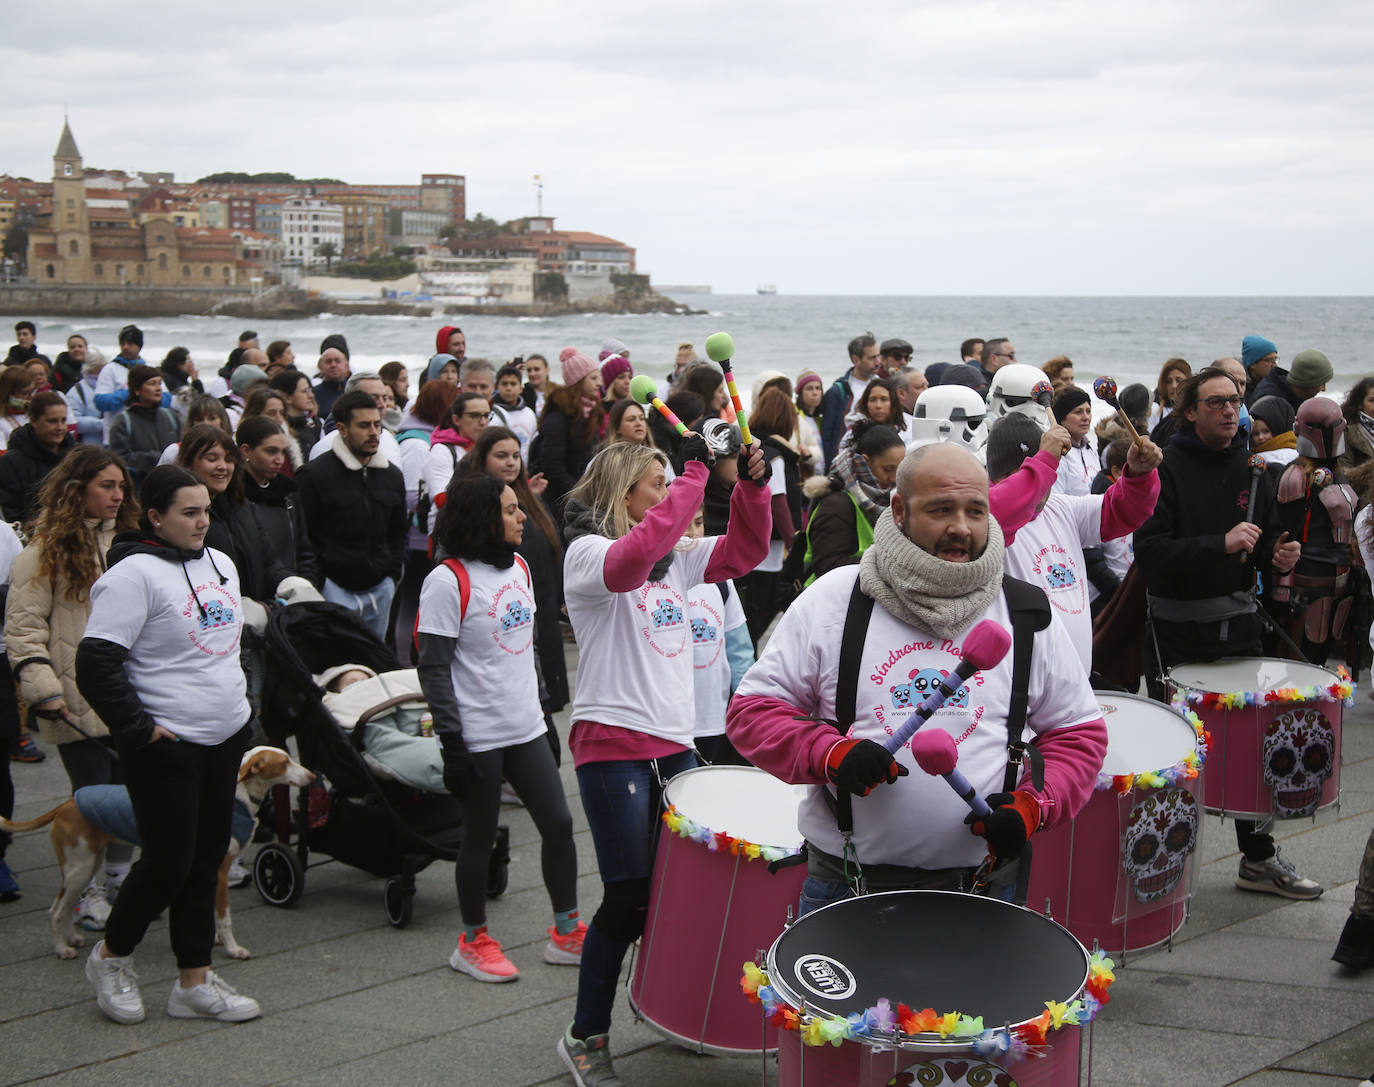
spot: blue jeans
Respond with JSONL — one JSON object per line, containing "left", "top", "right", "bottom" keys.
{"left": 572, "top": 749, "right": 698, "bottom": 1037}
{"left": 323, "top": 577, "right": 396, "bottom": 641}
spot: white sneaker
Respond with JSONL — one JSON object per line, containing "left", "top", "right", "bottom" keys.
{"left": 85, "top": 941, "right": 145, "bottom": 1024}
{"left": 77, "top": 884, "right": 112, "bottom": 931}
{"left": 167, "top": 970, "right": 261, "bottom": 1022}
{"left": 225, "top": 858, "right": 252, "bottom": 889}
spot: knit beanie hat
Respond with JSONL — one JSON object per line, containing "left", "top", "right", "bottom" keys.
{"left": 924, "top": 362, "right": 951, "bottom": 386}
{"left": 600, "top": 337, "right": 629, "bottom": 363}
{"left": 560, "top": 346, "right": 597, "bottom": 387}
{"left": 1052, "top": 385, "right": 1091, "bottom": 423}
{"left": 939, "top": 364, "right": 986, "bottom": 394}
{"left": 319, "top": 333, "right": 350, "bottom": 360}
{"left": 118, "top": 324, "right": 144, "bottom": 350}
{"left": 1288, "top": 348, "right": 1333, "bottom": 389}
{"left": 796, "top": 370, "right": 823, "bottom": 394}
{"left": 127, "top": 364, "right": 160, "bottom": 393}
{"left": 1118, "top": 382, "right": 1151, "bottom": 421}
{"left": 230, "top": 364, "right": 269, "bottom": 398}
{"left": 600, "top": 353, "right": 633, "bottom": 387}
{"left": 986, "top": 412, "right": 1044, "bottom": 482}
{"left": 1249, "top": 395, "right": 1295, "bottom": 438}
{"left": 1241, "top": 334, "right": 1278, "bottom": 370}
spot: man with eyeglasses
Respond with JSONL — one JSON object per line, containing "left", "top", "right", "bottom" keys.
{"left": 879, "top": 338, "right": 913, "bottom": 374}
{"left": 1135, "top": 367, "right": 1320, "bottom": 901}
{"left": 979, "top": 338, "right": 1017, "bottom": 388}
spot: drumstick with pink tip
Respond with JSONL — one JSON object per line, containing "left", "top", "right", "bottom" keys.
{"left": 882, "top": 619, "right": 1012, "bottom": 817}
{"left": 630, "top": 375, "right": 688, "bottom": 436}
{"left": 704, "top": 332, "right": 753, "bottom": 446}
{"left": 1092, "top": 377, "right": 1143, "bottom": 442}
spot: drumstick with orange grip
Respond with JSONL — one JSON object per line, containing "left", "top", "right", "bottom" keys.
{"left": 630, "top": 375, "right": 688, "bottom": 436}
{"left": 704, "top": 332, "right": 752, "bottom": 446}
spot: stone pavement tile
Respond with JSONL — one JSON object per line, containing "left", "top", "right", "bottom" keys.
{"left": 1127, "top": 930, "right": 1374, "bottom": 994}
{"left": 1229, "top": 1073, "right": 1362, "bottom": 1086}
{"left": 1275, "top": 1017, "right": 1374, "bottom": 1077}
{"left": 1085, "top": 1019, "right": 1296, "bottom": 1085}
{"left": 1162, "top": 867, "right": 1300, "bottom": 946}
{"left": 1102, "top": 972, "right": 1374, "bottom": 1044}
{"left": 1229, "top": 882, "right": 1357, "bottom": 943}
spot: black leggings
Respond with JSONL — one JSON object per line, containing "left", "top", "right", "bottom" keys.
{"left": 455, "top": 734, "right": 576, "bottom": 928}
{"left": 58, "top": 739, "right": 133, "bottom": 865}
{"left": 105, "top": 725, "right": 249, "bottom": 968}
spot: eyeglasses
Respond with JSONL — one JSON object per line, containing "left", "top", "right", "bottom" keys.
{"left": 997, "top": 351, "right": 1016, "bottom": 359}
{"left": 461, "top": 410, "right": 493, "bottom": 421}
{"left": 1200, "top": 395, "right": 1243, "bottom": 410}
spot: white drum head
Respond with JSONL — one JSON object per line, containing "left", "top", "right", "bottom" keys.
{"left": 1095, "top": 693, "right": 1199, "bottom": 777}
{"left": 663, "top": 766, "right": 807, "bottom": 850}
{"left": 1167, "top": 657, "right": 1339, "bottom": 694}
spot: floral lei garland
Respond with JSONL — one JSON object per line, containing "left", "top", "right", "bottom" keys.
{"left": 740, "top": 951, "right": 1115, "bottom": 1061}
{"left": 1098, "top": 705, "right": 1210, "bottom": 794}
{"left": 1173, "top": 665, "right": 1355, "bottom": 713}
{"left": 660, "top": 805, "right": 802, "bottom": 865}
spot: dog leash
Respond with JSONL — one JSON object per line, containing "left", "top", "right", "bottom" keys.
{"left": 31, "top": 707, "right": 120, "bottom": 760}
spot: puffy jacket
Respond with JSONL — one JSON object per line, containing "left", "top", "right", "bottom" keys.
{"left": 0, "top": 424, "right": 74, "bottom": 523}
{"left": 3, "top": 521, "right": 118, "bottom": 744}
{"left": 295, "top": 441, "right": 407, "bottom": 590}
{"left": 242, "top": 473, "right": 320, "bottom": 587}
{"left": 109, "top": 403, "right": 181, "bottom": 481}
{"left": 205, "top": 491, "right": 292, "bottom": 604}
{"left": 534, "top": 406, "right": 597, "bottom": 512}
{"left": 65, "top": 378, "right": 104, "bottom": 444}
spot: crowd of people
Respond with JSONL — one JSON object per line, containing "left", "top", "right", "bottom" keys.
{"left": 1, "top": 318, "right": 1373, "bottom": 1087}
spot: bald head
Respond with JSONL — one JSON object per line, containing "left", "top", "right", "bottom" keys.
{"left": 892, "top": 443, "right": 990, "bottom": 563}
{"left": 1213, "top": 356, "right": 1246, "bottom": 391}
{"left": 241, "top": 348, "right": 268, "bottom": 370}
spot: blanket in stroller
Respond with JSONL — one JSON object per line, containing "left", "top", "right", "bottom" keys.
{"left": 319, "top": 667, "right": 445, "bottom": 795}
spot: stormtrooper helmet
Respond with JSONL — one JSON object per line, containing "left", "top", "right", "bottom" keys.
{"left": 986, "top": 363, "right": 1055, "bottom": 431}
{"left": 699, "top": 417, "right": 742, "bottom": 459}
{"left": 911, "top": 385, "right": 987, "bottom": 448}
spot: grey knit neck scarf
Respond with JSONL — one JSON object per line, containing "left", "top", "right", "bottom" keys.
{"left": 859, "top": 509, "right": 1005, "bottom": 641}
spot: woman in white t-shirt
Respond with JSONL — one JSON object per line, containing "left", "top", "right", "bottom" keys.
{"left": 416, "top": 474, "right": 581, "bottom": 986}
{"left": 424, "top": 391, "right": 489, "bottom": 534}
{"left": 74, "top": 465, "right": 259, "bottom": 1026}
{"left": 555, "top": 437, "right": 772, "bottom": 1081}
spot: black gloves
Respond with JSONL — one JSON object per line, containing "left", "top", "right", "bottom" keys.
{"left": 439, "top": 733, "right": 479, "bottom": 801}
{"left": 966, "top": 791, "right": 1040, "bottom": 860}
{"left": 680, "top": 432, "right": 715, "bottom": 467}
{"left": 825, "top": 737, "right": 908, "bottom": 797}
{"left": 739, "top": 446, "right": 772, "bottom": 486}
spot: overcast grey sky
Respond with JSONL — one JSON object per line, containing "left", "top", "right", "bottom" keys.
{"left": 6, "top": 0, "right": 1373, "bottom": 295}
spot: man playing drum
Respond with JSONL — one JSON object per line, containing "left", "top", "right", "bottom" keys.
{"left": 727, "top": 444, "right": 1108, "bottom": 910}
{"left": 1135, "top": 367, "right": 1320, "bottom": 899}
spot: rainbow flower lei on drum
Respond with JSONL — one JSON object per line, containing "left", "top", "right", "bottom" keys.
{"left": 1098, "top": 706, "right": 1210, "bottom": 794}
{"left": 660, "top": 805, "right": 802, "bottom": 865}
{"left": 739, "top": 950, "right": 1116, "bottom": 1059}
{"left": 1173, "top": 665, "right": 1355, "bottom": 712}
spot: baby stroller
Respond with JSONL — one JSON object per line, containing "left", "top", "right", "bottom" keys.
{"left": 253, "top": 601, "right": 509, "bottom": 927}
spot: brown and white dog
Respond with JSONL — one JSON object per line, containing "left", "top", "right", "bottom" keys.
{"left": 0, "top": 745, "right": 314, "bottom": 960}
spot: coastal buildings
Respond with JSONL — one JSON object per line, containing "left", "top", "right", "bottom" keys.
{"left": 280, "top": 199, "right": 345, "bottom": 268}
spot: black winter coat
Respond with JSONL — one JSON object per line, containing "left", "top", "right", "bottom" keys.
{"left": 536, "top": 407, "right": 597, "bottom": 512}
{"left": 0, "top": 425, "right": 74, "bottom": 523}
{"left": 294, "top": 447, "right": 407, "bottom": 590}
{"left": 109, "top": 403, "right": 181, "bottom": 481}
{"left": 243, "top": 474, "right": 321, "bottom": 587}
{"left": 205, "top": 491, "right": 293, "bottom": 604}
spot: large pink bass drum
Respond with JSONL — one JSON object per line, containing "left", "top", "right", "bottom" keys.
{"left": 629, "top": 765, "right": 808, "bottom": 1054}
{"left": 1027, "top": 693, "right": 1206, "bottom": 957}
{"left": 1166, "top": 657, "right": 1349, "bottom": 820}
{"left": 764, "top": 891, "right": 1100, "bottom": 1087}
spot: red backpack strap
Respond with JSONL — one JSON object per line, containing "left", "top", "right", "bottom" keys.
{"left": 513, "top": 553, "right": 532, "bottom": 589}
{"left": 412, "top": 557, "right": 471, "bottom": 654}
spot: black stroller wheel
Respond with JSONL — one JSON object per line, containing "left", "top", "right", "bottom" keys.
{"left": 384, "top": 877, "right": 414, "bottom": 928}
{"left": 254, "top": 843, "right": 305, "bottom": 907}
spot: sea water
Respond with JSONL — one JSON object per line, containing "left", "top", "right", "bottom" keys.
{"left": 21, "top": 294, "right": 1373, "bottom": 406}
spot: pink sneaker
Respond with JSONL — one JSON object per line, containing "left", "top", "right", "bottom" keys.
{"left": 449, "top": 931, "right": 519, "bottom": 982}
{"left": 544, "top": 921, "right": 587, "bottom": 965}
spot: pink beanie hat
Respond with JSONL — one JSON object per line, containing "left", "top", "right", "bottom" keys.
{"left": 600, "top": 353, "right": 633, "bottom": 387}
{"left": 560, "top": 346, "right": 597, "bottom": 386}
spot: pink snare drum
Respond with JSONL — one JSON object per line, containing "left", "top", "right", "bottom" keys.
{"left": 1028, "top": 693, "right": 1205, "bottom": 956}
{"left": 766, "top": 891, "right": 1096, "bottom": 1086}
{"left": 629, "top": 765, "right": 807, "bottom": 1054}
{"left": 1166, "top": 657, "right": 1347, "bottom": 820}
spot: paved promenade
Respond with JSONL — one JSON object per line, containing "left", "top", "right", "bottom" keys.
{"left": 2, "top": 653, "right": 1371, "bottom": 1086}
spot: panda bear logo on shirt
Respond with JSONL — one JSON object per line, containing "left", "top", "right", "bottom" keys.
{"left": 890, "top": 667, "right": 969, "bottom": 710}
{"left": 635, "top": 583, "right": 690, "bottom": 659}
{"left": 652, "top": 599, "right": 684, "bottom": 628}
{"left": 488, "top": 580, "right": 535, "bottom": 655}
{"left": 500, "top": 600, "right": 532, "bottom": 631}
{"left": 198, "top": 600, "right": 234, "bottom": 631}
{"left": 1045, "top": 562, "right": 1077, "bottom": 589}
{"left": 691, "top": 617, "right": 717, "bottom": 644}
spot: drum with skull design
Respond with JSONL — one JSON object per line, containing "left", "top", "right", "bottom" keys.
{"left": 1166, "top": 658, "right": 1343, "bottom": 821}
{"left": 1027, "top": 693, "right": 1205, "bottom": 956}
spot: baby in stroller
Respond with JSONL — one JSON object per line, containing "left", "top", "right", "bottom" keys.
{"left": 317, "top": 665, "right": 444, "bottom": 795}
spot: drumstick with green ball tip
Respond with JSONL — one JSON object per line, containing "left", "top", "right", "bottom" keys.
{"left": 704, "top": 331, "right": 753, "bottom": 446}
{"left": 629, "top": 375, "right": 688, "bottom": 436}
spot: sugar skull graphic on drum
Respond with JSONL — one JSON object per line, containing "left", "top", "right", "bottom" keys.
{"left": 1027, "top": 693, "right": 1206, "bottom": 955}
{"left": 1166, "top": 657, "right": 1349, "bottom": 820}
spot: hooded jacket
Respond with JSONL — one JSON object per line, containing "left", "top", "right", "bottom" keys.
{"left": 1134, "top": 426, "right": 1282, "bottom": 603}
{"left": 295, "top": 437, "right": 408, "bottom": 590}
{"left": 242, "top": 473, "right": 320, "bottom": 587}
{"left": 4, "top": 519, "right": 118, "bottom": 744}
{"left": 0, "top": 424, "right": 74, "bottom": 523}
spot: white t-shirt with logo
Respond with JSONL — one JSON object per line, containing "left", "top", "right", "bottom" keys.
{"left": 84, "top": 548, "right": 250, "bottom": 744}
{"left": 424, "top": 443, "right": 466, "bottom": 533}
{"left": 416, "top": 557, "right": 545, "bottom": 754}
{"left": 492, "top": 401, "right": 538, "bottom": 462}
{"left": 735, "top": 566, "right": 1100, "bottom": 870}
{"left": 1003, "top": 494, "right": 1103, "bottom": 674}
{"left": 689, "top": 579, "right": 747, "bottom": 738}
{"left": 565, "top": 534, "right": 720, "bottom": 746}
{"left": 757, "top": 456, "right": 788, "bottom": 573}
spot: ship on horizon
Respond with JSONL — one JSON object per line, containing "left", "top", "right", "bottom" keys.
{"left": 756, "top": 283, "right": 777, "bottom": 295}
